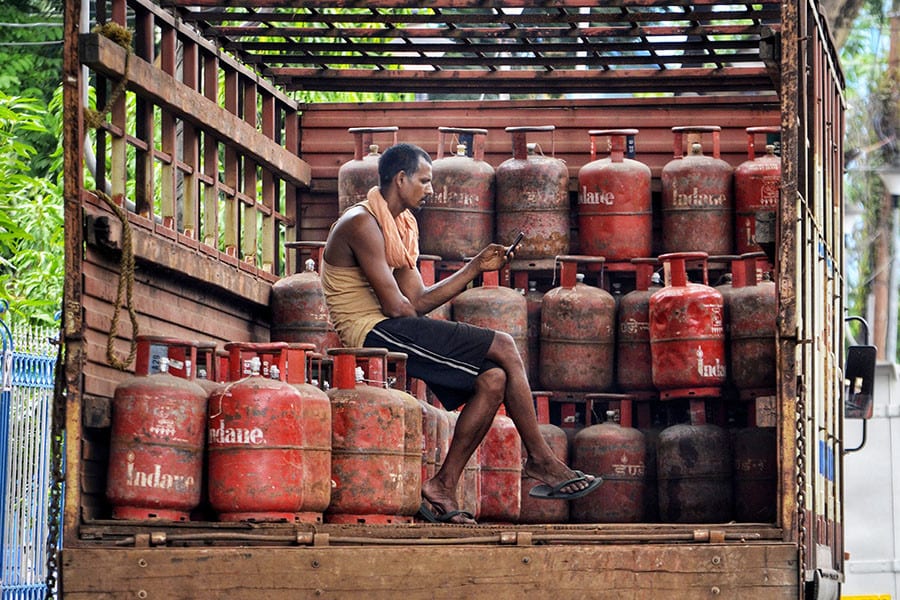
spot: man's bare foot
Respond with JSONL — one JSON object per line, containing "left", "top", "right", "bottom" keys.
{"left": 523, "top": 457, "right": 596, "bottom": 496}
{"left": 421, "top": 478, "right": 477, "bottom": 525}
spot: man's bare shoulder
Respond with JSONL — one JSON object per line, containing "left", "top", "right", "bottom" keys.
{"left": 325, "top": 205, "right": 381, "bottom": 266}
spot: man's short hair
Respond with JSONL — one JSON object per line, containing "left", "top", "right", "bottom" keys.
{"left": 379, "top": 143, "right": 432, "bottom": 189}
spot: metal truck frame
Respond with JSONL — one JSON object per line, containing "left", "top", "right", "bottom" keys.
{"left": 60, "top": 1, "right": 847, "bottom": 598}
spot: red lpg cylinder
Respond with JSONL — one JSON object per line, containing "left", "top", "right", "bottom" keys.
{"left": 431, "top": 403, "right": 453, "bottom": 480}
{"left": 735, "top": 127, "right": 781, "bottom": 254}
{"left": 337, "top": 126, "right": 398, "bottom": 213}
{"left": 452, "top": 269, "right": 528, "bottom": 366}
{"left": 650, "top": 252, "right": 727, "bottom": 396}
{"left": 572, "top": 407, "right": 647, "bottom": 523}
{"left": 385, "top": 352, "right": 426, "bottom": 517}
{"left": 732, "top": 425, "right": 777, "bottom": 522}
{"left": 107, "top": 357, "right": 208, "bottom": 521}
{"left": 640, "top": 419, "right": 662, "bottom": 523}
{"left": 711, "top": 254, "right": 740, "bottom": 369}
{"left": 616, "top": 258, "right": 660, "bottom": 392}
{"left": 215, "top": 349, "right": 230, "bottom": 383}
{"left": 326, "top": 348, "right": 413, "bottom": 523}
{"left": 271, "top": 241, "right": 341, "bottom": 353}
{"left": 195, "top": 341, "right": 224, "bottom": 395}
{"left": 135, "top": 335, "right": 198, "bottom": 380}
{"left": 283, "top": 343, "right": 333, "bottom": 523}
{"left": 207, "top": 343, "right": 309, "bottom": 522}
{"left": 495, "top": 126, "right": 570, "bottom": 259}
{"left": 135, "top": 334, "right": 223, "bottom": 398}
{"left": 729, "top": 253, "right": 777, "bottom": 391}
{"left": 418, "top": 400, "right": 441, "bottom": 482}
{"left": 661, "top": 126, "right": 734, "bottom": 255}
{"left": 540, "top": 256, "right": 615, "bottom": 392}
{"left": 577, "top": 129, "right": 652, "bottom": 260}
{"left": 419, "top": 128, "right": 495, "bottom": 261}
{"left": 519, "top": 393, "right": 569, "bottom": 524}
{"left": 658, "top": 417, "right": 733, "bottom": 523}
{"left": 477, "top": 407, "right": 522, "bottom": 523}
{"left": 525, "top": 280, "right": 544, "bottom": 386}
{"left": 307, "top": 350, "right": 334, "bottom": 392}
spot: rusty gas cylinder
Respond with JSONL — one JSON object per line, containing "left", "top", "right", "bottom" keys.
{"left": 418, "top": 128, "right": 495, "bottom": 261}
{"left": 207, "top": 343, "right": 308, "bottom": 522}
{"left": 650, "top": 252, "right": 726, "bottom": 395}
{"left": 657, "top": 417, "right": 733, "bottom": 523}
{"left": 224, "top": 341, "right": 287, "bottom": 382}
{"left": 578, "top": 129, "right": 652, "bottom": 261}
{"left": 616, "top": 258, "right": 660, "bottom": 392}
{"left": 194, "top": 341, "right": 224, "bottom": 396}
{"left": 419, "top": 399, "right": 441, "bottom": 482}
{"left": 519, "top": 392, "right": 569, "bottom": 524}
{"left": 477, "top": 406, "right": 522, "bottom": 523}
{"left": 432, "top": 402, "right": 453, "bottom": 479}
{"left": 732, "top": 425, "right": 777, "bottom": 522}
{"left": 135, "top": 335, "right": 222, "bottom": 398}
{"left": 525, "top": 280, "right": 544, "bottom": 386}
{"left": 540, "top": 256, "right": 615, "bottom": 392}
{"left": 735, "top": 127, "right": 781, "bottom": 254}
{"left": 283, "top": 343, "right": 333, "bottom": 523}
{"left": 729, "top": 252, "right": 777, "bottom": 391}
{"left": 495, "top": 126, "right": 570, "bottom": 259}
{"left": 711, "top": 255, "right": 740, "bottom": 377}
{"left": 326, "top": 348, "right": 411, "bottom": 523}
{"left": 572, "top": 407, "right": 647, "bottom": 523}
{"left": 215, "top": 349, "right": 230, "bottom": 383}
{"left": 271, "top": 241, "right": 342, "bottom": 353}
{"left": 135, "top": 335, "right": 198, "bottom": 380}
{"left": 337, "top": 126, "right": 398, "bottom": 213}
{"left": 106, "top": 357, "right": 208, "bottom": 521}
{"left": 640, "top": 420, "right": 663, "bottom": 523}
{"left": 661, "top": 126, "right": 734, "bottom": 255}
{"left": 452, "top": 269, "right": 528, "bottom": 366}
{"left": 419, "top": 254, "right": 452, "bottom": 321}
{"left": 385, "top": 352, "right": 425, "bottom": 517}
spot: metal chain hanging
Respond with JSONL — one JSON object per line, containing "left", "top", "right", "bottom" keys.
{"left": 796, "top": 383, "right": 808, "bottom": 592}
{"left": 44, "top": 331, "right": 66, "bottom": 599}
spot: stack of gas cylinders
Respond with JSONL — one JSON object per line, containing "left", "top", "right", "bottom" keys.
{"left": 105, "top": 336, "right": 526, "bottom": 524}
{"left": 106, "top": 122, "right": 780, "bottom": 526}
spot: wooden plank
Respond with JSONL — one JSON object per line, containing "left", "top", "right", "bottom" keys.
{"left": 83, "top": 200, "right": 277, "bottom": 306}
{"left": 272, "top": 66, "right": 774, "bottom": 95}
{"left": 80, "top": 32, "right": 312, "bottom": 189}
{"left": 62, "top": 543, "right": 798, "bottom": 599}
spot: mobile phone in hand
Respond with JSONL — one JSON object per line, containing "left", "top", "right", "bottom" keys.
{"left": 505, "top": 231, "right": 525, "bottom": 260}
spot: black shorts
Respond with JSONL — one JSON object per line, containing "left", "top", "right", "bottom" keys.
{"left": 364, "top": 317, "right": 499, "bottom": 411}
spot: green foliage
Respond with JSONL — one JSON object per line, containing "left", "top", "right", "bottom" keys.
{"left": 0, "top": 0, "right": 63, "bottom": 103}
{"left": 0, "top": 0, "right": 63, "bottom": 180}
{"left": 840, "top": 1, "right": 898, "bottom": 348}
{"left": 0, "top": 89, "right": 63, "bottom": 327}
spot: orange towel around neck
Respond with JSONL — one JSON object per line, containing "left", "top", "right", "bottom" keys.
{"left": 365, "top": 186, "right": 419, "bottom": 269}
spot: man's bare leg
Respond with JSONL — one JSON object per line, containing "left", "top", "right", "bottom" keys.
{"left": 421, "top": 368, "right": 506, "bottom": 524}
{"left": 484, "top": 332, "right": 594, "bottom": 495}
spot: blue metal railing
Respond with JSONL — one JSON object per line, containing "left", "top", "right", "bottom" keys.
{"left": 0, "top": 304, "right": 59, "bottom": 600}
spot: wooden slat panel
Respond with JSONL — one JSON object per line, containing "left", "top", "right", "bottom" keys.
{"left": 62, "top": 544, "right": 798, "bottom": 599}
{"left": 271, "top": 66, "right": 773, "bottom": 95}
{"left": 80, "top": 32, "right": 312, "bottom": 189}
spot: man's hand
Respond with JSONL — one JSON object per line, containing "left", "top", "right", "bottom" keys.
{"left": 473, "top": 243, "right": 511, "bottom": 272}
